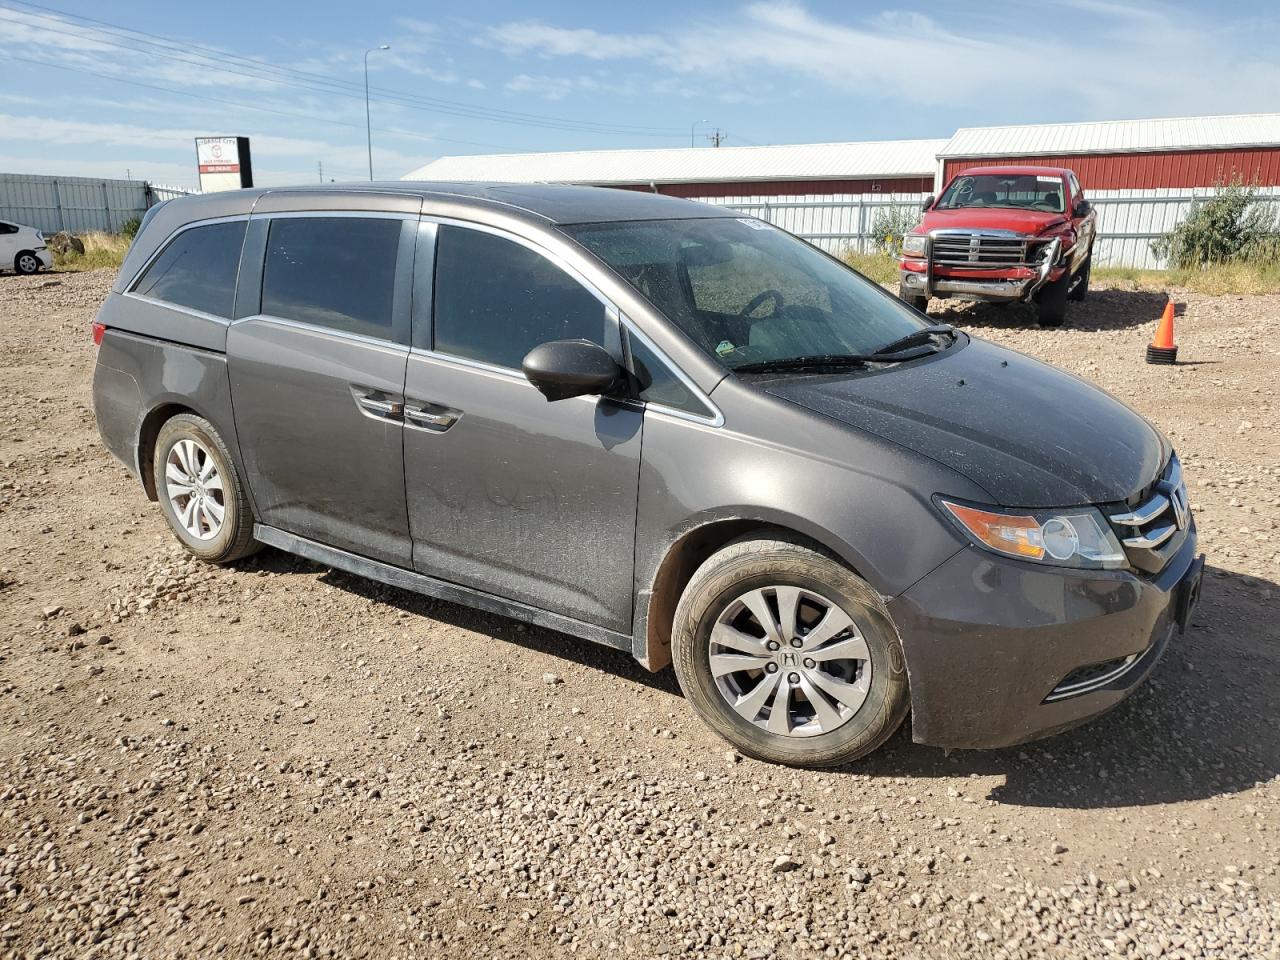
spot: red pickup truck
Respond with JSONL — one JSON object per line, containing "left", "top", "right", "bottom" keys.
{"left": 897, "top": 165, "right": 1097, "bottom": 326}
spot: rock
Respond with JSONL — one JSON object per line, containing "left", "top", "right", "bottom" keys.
{"left": 47, "top": 231, "right": 85, "bottom": 256}
{"left": 66, "top": 622, "right": 86, "bottom": 637}
{"left": 542, "top": 673, "right": 562, "bottom": 685}
{"left": 1051, "top": 841, "right": 1068, "bottom": 854}
{"left": 771, "top": 855, "right": 801, "bottom": 874}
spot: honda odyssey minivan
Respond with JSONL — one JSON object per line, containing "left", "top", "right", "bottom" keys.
{"left": 91, "top": 183, "right": 1203, "bottom": 767}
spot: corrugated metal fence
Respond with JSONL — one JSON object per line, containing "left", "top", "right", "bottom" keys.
{"left": 0, "top": 173, "right": 194, "bottom": 234}
{"left": 698, "top": 186, "right": 1280, "bottom": 269}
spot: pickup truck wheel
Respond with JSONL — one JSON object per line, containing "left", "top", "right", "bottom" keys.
{"left": 897, "top": 285, "right": 928, "bottom": 313}
{"left": 672, "top": 536, "right": 909, "bottom": 768}
{"left": 153, "top": 413, "right": 259, "bottom": 564}
{"left": 1068, "top": 253, "right": 1091, "bottom": 302}
{"left": 1035, "top": 272, "right": 1070, "bottom": 328}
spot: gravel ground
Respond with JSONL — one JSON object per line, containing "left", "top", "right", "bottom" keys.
{"left": 1, "top": 270, "right": 1278, "bottom": 960}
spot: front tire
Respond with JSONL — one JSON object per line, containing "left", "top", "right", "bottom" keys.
{"left": 1035, "top": 271, "right": 1069, "bottom": 327}
{"left": 15, "top": 252, "right": 40, "bottom": 275}
{"left": 672, "top": 536, "right": 909, "bottom": 768}
{"left": 153, "top": 413, "right": 259, "bottom": 563}
{"left": 898, "top": 284, "right": 928, "bottom": 313}
{"left": 1068, "top": 252, "right": 1091, "bottom": 302}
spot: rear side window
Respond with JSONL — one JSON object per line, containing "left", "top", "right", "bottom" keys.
{"left": 0, "top": 222, "right": 17, "bottom": 235}
{"left": 433, "top": 226, "right": 608, "bottom": 369}
{"left": 132, "top": 220, "right": 246, "bottom": 319}
{"left": 261, "top": 217, "right": 401, "bottom": 340}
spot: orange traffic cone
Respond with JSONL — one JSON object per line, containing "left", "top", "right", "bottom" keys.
{"left": 1145, "top": 300, "right": 1178, "bottom": 365}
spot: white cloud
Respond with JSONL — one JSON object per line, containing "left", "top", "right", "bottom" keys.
{"left": 483, "top": 2, "right": 1280, "bottom": 117}
{"left": 483, "top": 22, "right": 667, "bottom": 61}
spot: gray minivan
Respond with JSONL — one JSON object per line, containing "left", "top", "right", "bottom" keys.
{"left": 92, "top": 183, "right": 1203, "bottom": 767}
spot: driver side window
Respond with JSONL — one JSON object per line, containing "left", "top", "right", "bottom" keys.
{"left": 432, "top": 225, "right": 611, "bottom": 369}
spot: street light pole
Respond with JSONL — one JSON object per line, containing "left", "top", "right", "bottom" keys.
{"left": 364, "top": 45, "right": 390, "bottom": 180}
{"left": 691, "top": 119, "right": 710, "bottom": 148}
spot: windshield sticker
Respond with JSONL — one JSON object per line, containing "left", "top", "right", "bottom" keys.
{"left": 715, "top": 340, "right": 736, "bottom": 356}
{"left": 1037, "top": 175, "right": 1061, "bottom": 183}
{"left": 736, "top": 218, "right": 771, "bottom": 230}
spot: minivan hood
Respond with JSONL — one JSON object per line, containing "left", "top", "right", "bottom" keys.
{"left": 764, "top": 338, "right": 1168, "bottom": 507}
{"left": 921, "top": 207, "right": 1066, "bottom": 236}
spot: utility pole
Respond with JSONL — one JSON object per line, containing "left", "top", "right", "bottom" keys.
{"left": 364, "top": 44, "right": 391, "bottom": 180}
{"left": 318, "top": 160, "right": 324, "bottom": 183}
{"left": 706, "top": 128, "right": 726, "bottom": 148}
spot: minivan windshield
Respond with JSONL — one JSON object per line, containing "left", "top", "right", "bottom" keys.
{"left": 564, "top": 217, "right": 931, "bottom": 372}
{"left": 937, "top": 174, "right": 1066, "bottom": 213}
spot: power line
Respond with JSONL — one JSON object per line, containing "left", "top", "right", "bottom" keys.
{"left": 2, "top": 2, "right": 688, "bottom": 138}
{"left": 0, "top": 53, "right": 514, "bottom": 151}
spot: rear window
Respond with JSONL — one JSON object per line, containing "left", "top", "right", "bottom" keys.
{"left": 132, "top": 220, "right": 246, "bottom": 319}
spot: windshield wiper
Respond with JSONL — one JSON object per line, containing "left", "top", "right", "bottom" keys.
{"left": 868, "top": 324, "right": 956, "bottom": 357}
{"left": 732, "top": 326, "right": 957, "bottom": 375}
{"left": 732, "top": 354, "right": 876, "bottom": 374}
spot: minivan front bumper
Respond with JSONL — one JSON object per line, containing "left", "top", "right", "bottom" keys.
{"left": 887, "top": 527, "right": 1201, "bottom": 749}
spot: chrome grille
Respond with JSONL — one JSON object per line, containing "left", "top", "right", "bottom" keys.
{"left": 929, "top": 232, "right": 1030, "bottom": 269}
{"left": 1108, "top": 457, "right": 1191, "bottom": 574}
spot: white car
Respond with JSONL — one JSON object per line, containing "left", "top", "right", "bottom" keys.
{"left": 0, "top": 219, "right": 53, "bottom": 275}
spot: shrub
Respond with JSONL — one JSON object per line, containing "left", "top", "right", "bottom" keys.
{"left": 1152, "top": 181, "right": 1279, "bottom": 268}
{"left": 869, "top": 205, "right": 922, "bottom": 256}
{"left": 120, "top": 216, "right": 142, "bottom": 240}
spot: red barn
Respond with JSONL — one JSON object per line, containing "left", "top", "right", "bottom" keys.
{"left": 936, "top": 113, "right": 1280, "bottom": 192}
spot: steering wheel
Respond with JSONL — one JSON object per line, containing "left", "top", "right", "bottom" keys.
{"left": 740, "top": 289, "right": 785, "bottom": 318}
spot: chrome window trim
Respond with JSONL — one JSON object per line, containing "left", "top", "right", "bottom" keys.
{"left": 234, "top": 313, "right": 410, "bottom": 356}
{"left": 120, "top": 291, "right": 232, "bottom": 326}
{"left": 423, "top": 215, "right": 724, "bottom": 428}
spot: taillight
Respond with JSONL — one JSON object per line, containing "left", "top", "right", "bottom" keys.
{"left": 92, "top": 321, "right": 106, "bottom": 346}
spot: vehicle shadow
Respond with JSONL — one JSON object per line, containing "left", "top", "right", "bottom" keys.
{"left": 248, "top": 550, "right": 1278, "bottom": 809}
{"left": 931, "top": 288, "right": 1175, "bottom": 334}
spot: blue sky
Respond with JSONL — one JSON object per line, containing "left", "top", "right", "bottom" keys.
{"left": 2, "top": 0, "right": 1278, "bottom": 189}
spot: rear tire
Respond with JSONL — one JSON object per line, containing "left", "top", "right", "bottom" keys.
{"left": 672, "top": 535, "right": 909, "bottom": 768}
{"left": 1035, "top": 271, "right": 1069, "bottom": 327}
{"left": 15, "top": 252, "right": 40, "bottom": 275}
{"left": 153, "top": 413, "right": 259, "bottom": 564}
{"left": 898, "top": 285, "right": 928, "bottom": 313}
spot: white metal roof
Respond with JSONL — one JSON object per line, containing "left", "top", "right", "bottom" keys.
{"left": 940, "top": 113, "right": 1280, "bottom": 158}
{"left": 403, "top": 138, "right": 946, "bottom": 185}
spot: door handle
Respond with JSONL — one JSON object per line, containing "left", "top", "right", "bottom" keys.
{"left": 404, "top": 402, "right": 460, "bottom": 432}
{"left": 353, "top": 391, "right": 404, "bottom": 420}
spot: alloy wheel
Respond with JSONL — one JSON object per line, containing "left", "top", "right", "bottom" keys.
{"left": 17, "top": 254, "right": 38, "bottom": 273}
{"left": 164, "top": 438, "right": 225, "bottom": 540}
{"left": 709, "top": 585, "right": 872, "bottom": 738}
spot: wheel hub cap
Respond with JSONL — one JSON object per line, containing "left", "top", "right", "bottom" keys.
{"left": 709, "top": 585, "right": 872, "bottom": 738}
{"left": 164, "top": 438, "right": 225, "bottom": 541}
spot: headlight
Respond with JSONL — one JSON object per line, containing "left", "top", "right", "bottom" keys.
{"left": 937, "top": 498, "right": 1126, "bottom": 569}
{"left": 901, "top": 234, "right": 927, "bottom": 257}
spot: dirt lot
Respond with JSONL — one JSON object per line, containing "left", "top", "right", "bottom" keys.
{"left": 2, "top": 270, "right": 1278, "bottom": 960}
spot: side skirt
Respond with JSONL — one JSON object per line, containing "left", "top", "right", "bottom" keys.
{"left": 253, "top": 524, "right": 633, "bottom": 653}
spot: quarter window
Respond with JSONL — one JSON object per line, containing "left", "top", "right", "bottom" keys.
{"left": 432, "top": 226, "right": 608, "bottom": 368}
{"left": 627, "top": 333, "right": 712, "bottom": 418}
{"left": 261, "top": 217, "right": 402, "bottom": 340}
{"left": 132, "top": 220, "right": 246, "bottom": 319}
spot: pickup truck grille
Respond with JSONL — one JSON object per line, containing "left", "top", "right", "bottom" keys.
{"left": 930, "top": 233, "right": 1030, "bottom": 269}
{"left": 1106, "top": 455, "right": 1191, "bottom": 575}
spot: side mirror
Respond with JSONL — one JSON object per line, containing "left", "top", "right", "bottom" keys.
{"left": 1073, "top": 200, "right": 1091, "bottom": 216}
{"left": 921, "top": 195, "right": 935, "bottom": 213}
{"left": 522, "top": 339, "right": 622, "bottom": 402}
